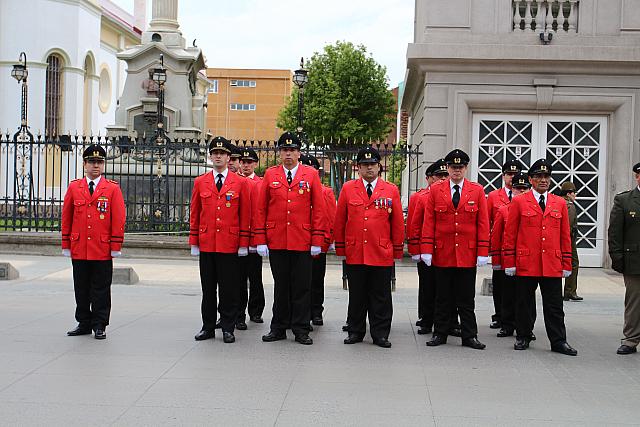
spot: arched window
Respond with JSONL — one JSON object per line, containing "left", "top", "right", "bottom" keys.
{"left": 45, "top": 54, "right": 64, "bottom": 137}
{"left": 83, "top": 55, "right": 95, "bottom": 134}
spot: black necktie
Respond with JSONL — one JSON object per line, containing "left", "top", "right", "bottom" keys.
{"left": 287, "top": 170, "right": 292, "bottom": 185}
{"left": 508, "top": 190, "right": 512, "bottom": 202}
{"left": 452, "top": 184, "right": 460, "bottom": 209}
{"left": 367, "top": 183, "right": 373, "bottom": 198}
{"left": 216, "top": 174, "right": 223, "bottom": 191}
{"left": 539, "top": 194, "right": 546, "bottom": 212}
{"left": 88, "top": 181, "right": 94, "bottom": 195}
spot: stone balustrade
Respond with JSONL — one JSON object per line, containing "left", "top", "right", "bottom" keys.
{"left": 513, "top": 0, "right": 579, "bottom": 33}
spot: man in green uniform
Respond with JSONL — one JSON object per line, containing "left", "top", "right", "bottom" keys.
{"left": 609, "top": 162, "right": 640, "bottom": 355}
{"left": 561, "top": 182, "right": 582, "bottom": 301}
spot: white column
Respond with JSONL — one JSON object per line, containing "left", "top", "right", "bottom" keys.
{"left": 524, "top": 0, "right": 534, "bottom": 32}
{"left": 149, "top": 0, "right": 179, "bottom": 32}
{"left": 567, "top": 0, "right": 578, "bottom": 33}
{"left": 134, "top": 0, "right": 147, "bottom": 31}
{"left": 534, "top": 0, "right": 546, "bottom": 32}
{"left": 513, "top": 1, "right": 523, "bottom": 32}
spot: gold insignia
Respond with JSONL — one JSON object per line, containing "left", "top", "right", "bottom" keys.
{"left": 541, "top": 165, "right": 547, "bottom": 171}
{"left": 440, "top": 166, "right": 447, "bottom": 171}
{"left": 216, "top": 142, "right": 223, "bottom": 147}
{"left": 468, "top": 201, "right": 475, "bottom": 205}
{"left": 518, "top": 179, "right": 525, "bottom": 184}
{"left": 454, "top": 158, "right": 461, "bottom": 164}
{"left": 510, "top": 165, "right": 517, "bottom": 171}
{"left": 93, "top": 151, "right": 99, "bottom": 157}
{"left": 286, "top": 139, "right": 293, "bottom": 144}
{"left": 364, "top": 153, "right": 372, "bottom": 159}
{"left": 244, "top": 151, "right": 249, "bottom": 157}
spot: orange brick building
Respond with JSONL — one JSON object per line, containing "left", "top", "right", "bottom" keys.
{"left": 205, "top": 68, "right": 292, "bottom": 141}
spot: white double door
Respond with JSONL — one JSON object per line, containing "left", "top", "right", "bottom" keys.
{"left": 471, "top": 114, "right": 608, "bottom": 267}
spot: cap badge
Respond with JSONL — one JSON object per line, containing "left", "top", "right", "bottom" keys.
{"left": 286, "top": 139, "right": 293, "bottom": 144}
{"left": 244, "top": 151, "right": 249, "bottom": 157}
{"left": 540, "top": 165, "right": 547, "bottom": 171}
{"left": 216, "top": 142, "right": 223, "bottom": 147}
{"left": 364, "top": 153, "right": 372, "bottom": 159}
{"left": 454, "top": 158, "right": 461, "bottom": 164}
{"left": 510, "top": 165, "right": 517, "bottom": 171}
{"left": 93, "top": 151, "right": 100, "bottom": 157}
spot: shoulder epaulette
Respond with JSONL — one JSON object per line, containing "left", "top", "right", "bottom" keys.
{"left": 616, "top": 190, "right": 632, "bottom": 196}
{"left": 70, "top": 178, "right": 82, "bottom": 183}
{"left": 107, "top": 179, "right": 119, "bottom": 184}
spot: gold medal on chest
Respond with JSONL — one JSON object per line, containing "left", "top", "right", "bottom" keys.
{"left": 100, "top": 214, "right": 105, "bottom": 219}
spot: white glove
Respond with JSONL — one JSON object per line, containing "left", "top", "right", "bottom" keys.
{"left": 477, "top": 256, "right": 489, "bottom": 267}
{"left": 329, "top": 243, "right": 336, "bottom": 252}
{"left": 191, "top": 246, "right": 200, "bottom": 256}
{"left": 249, "top": 246, "right": 257, "bottom": 253}
{"left": 505, "top": 267, "right": 516, "bottom": 276}
{"left": 411, "top": 254, "right": 421, "bottom": 262}
{"left": 257, "top": 245, "right": 269, "bottom": 257}
{"left": 238, "top": 247, "right": 248, "bottom": 257}
{"left": 310, "top": 246, "right": 322, "bottom": 256}
{"left": 562, "top": 270, "right": 572, "bottom": 278}
{"left": 62, "top": 249, "right": 71, "bottom": 257}
{"left": 492, "top": 264, "right": 502, "bottom": 270}
{"left": 110, "top": 251, "right": 122, "bottom": 258}
{"left": 336, "top": 256, "right": 346, "bottom": 261}
{"left": 420, "top": 253, "right": 432, "bottom": 266}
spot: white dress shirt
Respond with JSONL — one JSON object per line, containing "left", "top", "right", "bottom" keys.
{"left": 450, "top": 179, "right": 464, "bottom": 198}
{"left": 212, "top": 168, "right": 229, "bottom": 186}
{"left": 531, "top": 188, "right": 548, "bottom": 204}
{"left": 86, "top": 175, "right": 102, "bottom": 191}
{"left": 283, "top": 163, "right": 300, "bottom": 181}
{"left": 362, "top": 178, "right": 378, "bottom": 193}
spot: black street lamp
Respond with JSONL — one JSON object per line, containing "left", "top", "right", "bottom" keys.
{"left": 293, "top": 57, "right": 308, "bottom": 139}
{"left": 150, "top": 53, "right": 170, "bottom": 227}
{"left": 151, "top": 53, "right": 168, "bottom": 143}
{"left": 10, "top": 51, "right": 34, "bottom": 218}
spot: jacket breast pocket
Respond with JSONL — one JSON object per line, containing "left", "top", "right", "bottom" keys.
{"left": 435, "top": 205, "right": 448, "bottom": 217}
{"left": 523, "top": 211, "right": 538, "bottom": 227}
{"left": 200, "top": 191, "right": 213, "bottom": 205}
{"left": 464, "top": 203, "right": 478, "bottom": 220}
{"left": 549, "top": 211, "right": 562, "bottom": 228}
{"left": 73, "top": 199, "right": 85, "bottom": 210}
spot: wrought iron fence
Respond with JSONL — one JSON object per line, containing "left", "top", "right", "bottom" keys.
{"left": 0, "top": 133, "right": 422, "bottom": 233}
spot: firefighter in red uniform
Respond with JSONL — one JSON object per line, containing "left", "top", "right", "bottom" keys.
{"left": 189, "top": 137, "right": 251, "bottom": 343}
{"left": 489, "top": 171, "right": 536, "bottom": 339}
{"left": 254, "top": 132, "right": 326, "bottom": 345}
{"left": 236, "top": 147, "right": 266, "bottom": 328}
{"left": 62, "top": 144, "right": 126, "bottom": 340}
{"left": 407, "top": 159, "right": 456, "bottom": 335}
{"left": 486, "top": 159, "right": 523, "bottom": 331}
{"left": 421, "top": 149, "right": 489, "bottom": 350}
{"left": 503, "top": 159, "right": 578, "bottom": 355}
{"left": 300, "top": 154, "right": 337, "bottom": 327}
{"left": 334, "top": 146, "right": 404, "bottom": 348}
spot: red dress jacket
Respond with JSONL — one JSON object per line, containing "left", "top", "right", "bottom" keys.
{"left": 502, "top": 191, "right": 572, "bottom": 277}
{"left": 321, "top": 185, "right": 337, "bottom": 253}
{"left": 61, "top": 177, "right": 126, "bottom": 261}
{"left": 254, "top": 164, "right": 326, "bottom": 251}
{"left": 487, "top": 188, "right": 511, "bottom": 227}
{"left": 334, "top": 179, "right": 404, "bottom": 267}
{"left": 420, "top": 179, "right": 490, "bottom": 268}
{"left": 407, "top": 188, "right": 429, "bottom": 256}
{"left": 247, "top": 175, "right": 263, "bottom": 247}
{"left": 189, "top": 171, "right": 251, "bottom": 253}
{"left": 489, "top": 204, "right": 511, "bottom": 269}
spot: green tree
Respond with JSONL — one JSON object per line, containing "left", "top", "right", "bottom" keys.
{"left": 277, "top": 41, "right": 396, "bottom": 192}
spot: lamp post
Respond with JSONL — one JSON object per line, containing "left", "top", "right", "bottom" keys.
{"left": 152, "top": 54, "right": 168, "bottom": 144}
{"left": 11, "top": 51, "right": 34, "bottom": 219}
{"left": 292, "top": 57, "right": 308, "bottom": 140}
{"left": 150, "top": 54, "right": 169, "bottom": 229}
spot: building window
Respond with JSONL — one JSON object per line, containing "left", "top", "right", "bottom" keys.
{"left": 45, "top": 54, "right": 64, "bottom": 137}
{"left": 230, "top": 79, "right": 256, "bottom": 88}
{"left": 208, "top": 79, "right": 218, "bottom": 93}
{"left": 98, "top": 66, "right": 112, "bottom": 113}
{"left": 230, "top": 103, "right": 256, "bottom": 111}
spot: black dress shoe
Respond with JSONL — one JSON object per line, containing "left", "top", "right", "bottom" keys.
{"left": 343, "top": 333, "right": 364, "bottom": 344}
{"left": 214, "top": 320, "right": 222, "bottom": 329}
{"left": 342, "top": 324, "right": 349, "bottom": 332}
{"left": 94, "top": 329, "right": 106, "bottom": 340}
{"left": 195, "top": 329, "right": 215, "bottom": 341}
{"left": 417, "top": 326, "right": 432, "bottom": 335}
{"left": 249, "top": 315, "right": 264, "bottom": 323}
{"left": 373, "top": 337, "right": 392, "bottom": 348}
{"left": 426, "top": 334, "right": 447, "bottom": 347}
{"left": 262, "top": 331, "right": 286, "bottom": 342}
{"left": 489, "top": 320, "right": 501, "bottom": 329}
{"left": 530, "top": 332, "right": 536, "bottom": 341}
{"left": 551, "top": 342, "right": 578, "bottom": 356}
{"left": 462, "top": 337, "right": 486, "bottom": 350}
{"left": 617, "top": 344, "right": 637, "bottom": 355}
{"left": 497, "top": 328, "right": 514, "bottom": 337}
{"left": 67, "top": 325, "right": 92, "bottom": 336}
{"left": 236, "top": 322, "right": 247, "bottom": 331}
{"left": 223, "top": 332, "right": 235, "bottom": 343}
{"left": 295, "top": 334, "right": 313, "bottom": 345}
{"left": 563, "top": 296, "right": 570, "bottom": 301}
{"left": 449, "top": 327, "right": 462, "bottom": 338}
{"left": 312, "top": 317, "right": 323, "bottom": 326}
{"left": 416, "top": 319, "right": 423, "bottom": 327}
{"left": 514, "top": 337, "right": 530, "bottom": 350}
{"left": 569, "top": 295, "right": 584, "bottom": 301}
{"left": 308, "top": 324, "right": 314, "bottom": 332}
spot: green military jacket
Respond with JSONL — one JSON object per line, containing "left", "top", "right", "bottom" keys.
{"left": 608, "top": 187, "right": 640, "bottom": 274}
{"left": 565, "top": 197, "right": 579, "bottom": 266}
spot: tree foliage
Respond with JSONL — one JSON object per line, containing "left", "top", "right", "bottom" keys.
{"left": 277, "top": 41, "right": 395, "bottom": 143}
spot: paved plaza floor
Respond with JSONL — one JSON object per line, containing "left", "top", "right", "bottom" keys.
{"left": 0, "top": 254, "right": 639, "bottom": 426}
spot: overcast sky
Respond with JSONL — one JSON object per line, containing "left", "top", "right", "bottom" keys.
{"left": 111, "top": 0, "right": 414, "bottom": 87}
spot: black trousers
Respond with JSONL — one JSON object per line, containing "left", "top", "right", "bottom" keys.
{"left": 311, "top": 253, "right": 327, "bottom": 319}
{"left": 199, "top": 252, "right": 240, "bottom": 333}
{"left": 491, "top": 269, "right": 504, "bottom": 323}
{"left": 417, "top": 261, "right": 435, "bottom": 327}
{"left": 433, "top": 267, "right": 478, "bottom": 340}
{"left": 346, "top": 264, "right": 393, "bottom": 340}
{"left": 237, "top": 253, "right": 265, "bottom": 321}
{"left": 269, "top": 250, "right": 312, "bottom": 335}
{"left": 72, "top": 259, "right": 113, "bottom": 330}
{"left": 500, "top": 273, "right": 538, "bottom": 333}
{"left": 515, "top": 276, "right": 566, "bottom": 346}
